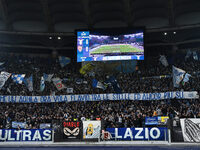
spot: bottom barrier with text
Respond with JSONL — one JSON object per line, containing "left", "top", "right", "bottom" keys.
{"left": 0, "top": 129, "right": 52, "bottom": 142}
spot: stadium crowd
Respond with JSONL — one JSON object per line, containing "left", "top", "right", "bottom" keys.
{"left": 0, "top": 53, "right": 199, "bottom": 96}
{"left": 0, "top": 99, "right": 199, "bottom": 129}
{"left": 0, "top": 52, "right": 199, "bottom": 129}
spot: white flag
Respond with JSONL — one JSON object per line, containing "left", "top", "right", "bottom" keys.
{"left": 67, "top": 88, "right": 73, "bottom": 93}
{"left": 7, "top": 87, "right": 11, "bottom": 94}
{"left": 183, "top": 73, "right": 191, "bottom": 83}
{"left": 185, "top": 50, "right": 192, "bottom": 60}
{"left": 43, "top": 73, "right": 54, "bottom": 82}
{"left": 52, "top": 78, "right": 66, "bottom": 91}
{"left": 159, "top": 55, "right": 168, "bottom": 67}
{"left": 172, "top": 66, "right": 185, "bottom": 87}
{"left": 0, "top": 62, "right": 4, "bottom": 66}
{"left": 193, "top": 51, "right": 198, "bottom": 60}
{"left": 24, "top": 75, "right": 33, "bottom": 92}
{"left": 40, "top": 76, "right": 45, "bottom": 92}
{"left": 0, "top": 71, "right": 11, "bottom": 89}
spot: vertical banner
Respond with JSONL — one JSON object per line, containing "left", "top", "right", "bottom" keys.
{"left": 83, "top": 121, "right": 101, "bottom": 139}
{"left": 63, "top": 121, "right": 81, "bottom": 141}
{"left": 180, "top": 118, "right": 200, "bottom": 142}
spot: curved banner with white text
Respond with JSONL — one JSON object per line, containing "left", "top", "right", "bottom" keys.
{"left": 0, "top": 91, "right": 198, "bottom": 103}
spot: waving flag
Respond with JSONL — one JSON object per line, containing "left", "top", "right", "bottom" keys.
{"left": 43, "top": 73, "right": 54, "bottom": 82}
{"left": 59, "top": 56, "right": 71, "bottom": 67}
{"left": 105, "top": 76, "right": 121, "bottom": 93}
{"left": 50, "top": 91, "right": 55, "bottom": 96}
{"left": 0, "top": 71, "right": 11, "bottom": 89}
{"left": 92, "top": 79, "right": 106, "bottom": 90}
{"left": 0, "top": 65, "right": 5, "bottom": 71}
{"left": 80, "top": 63, "right": 95, "bottom": 75}
{"left": 7, "top": 87, "right": 11, "bottom": 94}
{"left": 185, "top": 50, "right": 192, "bottom": 60}
{"left": 24, "top": 75, "right": 33, "bottom": 92}
{"left": 67, "top": 88, "right": 73, "bottom": 93}
{"left": 40, "top": 76, "right": 45, "bottom": 92}
{"left": 172, "top": 66, "right": 186, "bottom": 87}
{"left": 193, "top": 51, "right": 198, "bottom": 60}
{"left": 159, "top": 55, "right": 168, "bottom": 67}
{"left": 52, "top": 78, "right": 66, "bottom": 91}
{"left": 182, "top": 73, "right": 191, "bottom": 85}
{"left": 75, "top": 78, "right": 83, "bottom": 84}
{"left": 0, "top": 62, "right": 4, "bottom": 66}
{"left": 11, "top": 74, "right": 25, "bottom": 84}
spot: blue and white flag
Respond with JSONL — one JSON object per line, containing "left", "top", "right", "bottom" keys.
{"left": 0, "top": 62, "right": 4, "bottom": 66}
{"left": 59, "top": 56, "right": 71, "bottom": 67}
{"left": 183, "top": 73, "right": 191, "bottom": 83}
{"left": 185, "top": 50, "right": 192, "bottom": 60}
{"left": 67, "top": 88, "right": 73, "bottom": 93}
{"left": 75, "top": 78, "right": 83, "bottom": 84}
{"left": 62, "top": 78, "right": 70, "bottom": 82}
{"left": 92, "top": 79, "right": 106, "bottom": 90}
{"left": 11, "top": 74, "right": 25, "bottom": 84}
{"left": 24, "top": 75, "right": 33, "bottom": 92}
{"left": 172, "top": 66, "right": 185, "bottom": 87}
{"left": 159, "top": 55, "right": 168, "bottom": 67}
{"left": 12, "top": 121, "right": 26, "bottom": 129}
{"left": 40, "top": 76, "right": 45, "bottom": 92}
{"left": 0, "top": 63, "right": 5, "bottom": 71}
{"left": 193, "top": 51, "right": 198, "bottom": 60}
{"left": 105, "top": 76, "right": 121, "bottom": 93}
{"left": 0, "top": 71, "right": 11, "bottom": 89}
{"left": 0, "top": 66, "right": 5, "bottom": 71}
{"left": 40, "top": 123, "right": 51, "bottom": 129}
{"left": 43, "top": 73, "right": 54, "bottom": 82}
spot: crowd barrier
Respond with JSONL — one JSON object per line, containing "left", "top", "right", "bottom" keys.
{"left": 0, "top": 118, "right": 200, "bottom": 145}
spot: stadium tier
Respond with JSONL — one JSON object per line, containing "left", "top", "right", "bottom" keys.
{"left": 0, "top": 51, "right": 200, "bottom": 145}
{"left": 0, "top": 0, "right": 200, "bottom": 148}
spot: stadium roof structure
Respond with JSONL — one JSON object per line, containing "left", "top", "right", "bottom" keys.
{"left": 0, "top": 0, "right": 199, "bottom": 54}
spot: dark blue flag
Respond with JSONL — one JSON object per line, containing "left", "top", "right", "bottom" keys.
{"left": 105, "top": 76, "right": 121, "bottom": 93}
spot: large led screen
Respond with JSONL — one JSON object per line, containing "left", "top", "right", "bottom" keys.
{"left": 77, "top": 29, "right": 144, "bottom": 62}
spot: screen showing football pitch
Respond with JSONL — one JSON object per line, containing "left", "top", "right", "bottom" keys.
{"left": 77, "top": 28, "right": 144, "bottom": 62}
